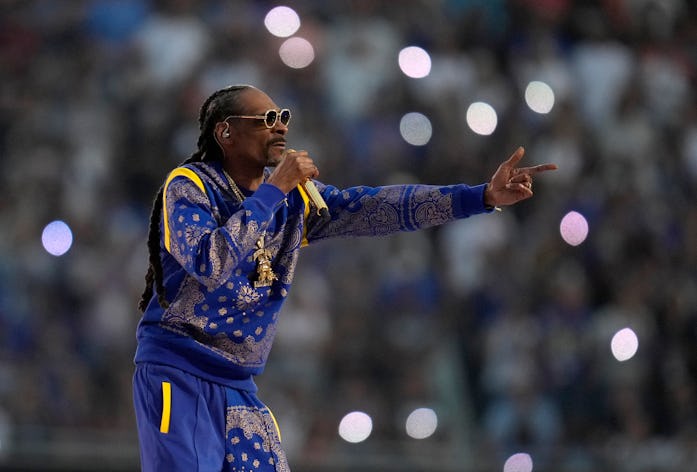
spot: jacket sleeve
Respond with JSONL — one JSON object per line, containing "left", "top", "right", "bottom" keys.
{"left": 303, "top": 180, "right": 494, "bottom": 243}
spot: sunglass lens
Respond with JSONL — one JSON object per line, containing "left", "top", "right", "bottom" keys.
{"left": 265, "top": 110, "right": 278, "bottom": 128}
{"left": 280, "top": 109, "right": 291, "bottom": 126}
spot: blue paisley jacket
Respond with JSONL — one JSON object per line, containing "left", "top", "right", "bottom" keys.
{"left": 135, "top": 159, "right": 492, "bottom": 391}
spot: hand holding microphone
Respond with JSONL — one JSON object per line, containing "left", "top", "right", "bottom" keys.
{"left": 280, "top": 149, "right": 330, "bottom": 221}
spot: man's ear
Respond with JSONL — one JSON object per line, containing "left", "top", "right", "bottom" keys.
{"left": 215, "top": 121, "right": 232, "bottom": 141}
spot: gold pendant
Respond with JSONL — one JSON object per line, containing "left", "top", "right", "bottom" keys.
{"left": 253, "top": 235, "right": 278, "bottom": 288}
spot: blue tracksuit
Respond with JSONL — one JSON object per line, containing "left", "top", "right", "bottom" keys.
{"left": 133, "top": 159, "right": 492, "bottom": 470}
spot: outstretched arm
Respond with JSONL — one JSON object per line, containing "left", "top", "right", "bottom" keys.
{"left": 484, "top": 147, "right": 557, "bottom": 208}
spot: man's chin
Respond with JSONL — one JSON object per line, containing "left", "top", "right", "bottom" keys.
{"left": 267, "top": 148, "right": 285, "bottom": 166}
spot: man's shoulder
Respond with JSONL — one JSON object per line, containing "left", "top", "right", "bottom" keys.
{"left": 171, "top": 160, "right": 226, "bottom": 194}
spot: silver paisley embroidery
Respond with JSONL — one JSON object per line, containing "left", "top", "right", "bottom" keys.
{"left": 161, "top": 275, "right": 278, "bottom": 368}
{"left": 413, "top": 189, "right": 453, "bottom": 227}
{"left": 225, "top": 406, "right": 290, "bottom": 472}
{"left": 308, "top": 185, "right": 457, "bottom": 241}
{"left": 237, "top": 285, "right": 261, "bottom": 312}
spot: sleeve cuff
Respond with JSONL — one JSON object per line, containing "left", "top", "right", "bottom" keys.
{"left": 474, "top": 183, "right": 502, "bottom": 214}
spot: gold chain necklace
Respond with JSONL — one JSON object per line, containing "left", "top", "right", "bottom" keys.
{"left": 222, "top": 169, "right": 278, "bottom": 288}
{"left": 223, "top": 169, "right": 247, "bottom": 203}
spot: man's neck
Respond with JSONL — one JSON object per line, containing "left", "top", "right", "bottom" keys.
{"left": 223, "top": 165, "right": 265, "bottom": 191}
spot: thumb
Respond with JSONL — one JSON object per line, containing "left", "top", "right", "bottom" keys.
{"left": 504, "top": 146, "right": 525, "bottom": 167}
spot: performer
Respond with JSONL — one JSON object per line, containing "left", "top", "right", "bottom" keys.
{"left": 132, "top": 84, "right": 556, "bottom": 471}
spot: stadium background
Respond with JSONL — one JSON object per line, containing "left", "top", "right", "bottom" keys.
{"left": 1, "top": 0, "right": 696, "bottom": 470}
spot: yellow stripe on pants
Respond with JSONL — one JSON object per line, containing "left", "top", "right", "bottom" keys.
{"left": 160, "top": 381, "right": 171, "bottom": 434}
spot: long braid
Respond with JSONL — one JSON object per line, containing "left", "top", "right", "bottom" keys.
{"left": 138, "top": 186, "right": 166, "bottom": 311}
{"left": 138, "top": 84, "right": 254, "bottom": 311}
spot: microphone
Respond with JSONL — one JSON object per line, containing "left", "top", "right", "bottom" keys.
{"left": 285, "top": 149, "right": 330, "bottom": 221}
{"left": 303, "top": 178, "right": 330, "bottom": 221}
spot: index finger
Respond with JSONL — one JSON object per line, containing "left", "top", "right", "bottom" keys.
{"left": 517, "top": 163, "right": 558, "bottom": 174}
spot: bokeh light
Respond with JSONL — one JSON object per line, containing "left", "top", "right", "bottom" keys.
{"left": 559, "top": 211, "right": 589, "bottom": 246}
{"left": 405, "top": 408, "right": 438, "bottom": 439}
{"left": 503, "top": 453, "right": 534, "bottom": 472}
{"left": 466, "top": 102, "right": 498, "bottom": 135}
{"left": 264, "top": 6, "right": 300, "bottom": 38}
{"left": 611, "top": 327, "right": 639, "bottom": 362}
{"left": 278, "top": 37, "right": 315, "bottom": 69}
{"left": 338, "top": 411, "right": 373, "bottom": 443}
{"left": 525, "top": 81, "right": 555, "bottom": 114}
{"left": 41, "top": 220, "right": 73, "bottom": 256}
{"left": 398, "top": 46, "right": 431, "bottom": 79}
{"left": 399, "top": 112, "right": 432, "bottom": 146}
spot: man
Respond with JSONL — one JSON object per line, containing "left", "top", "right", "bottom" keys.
{"left": 133, "top": 84, "right": 557, "bottom": 471}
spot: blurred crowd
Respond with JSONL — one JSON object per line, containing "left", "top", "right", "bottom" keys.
{"left": 1, "top": 0, "right": 696, "bottom": 470}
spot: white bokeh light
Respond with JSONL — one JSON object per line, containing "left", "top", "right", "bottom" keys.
{"left": 41, "top": 220, "right": 73, "bottom": 256}
{"left": 399, "top": 112, "right": 432, "bottom": 146}
{"left": 398, "top": 46, "right": 432, "bottom": 79}
{"left": 405, "top": 408, "right": 438, "bottom": 439}
{"left": 466, "top": 102, "right": 498, "bottom": 135}
{"left": 278, "top": 37, "right": 315, "bottom": 69}
{"left": 264, "top": 6, "right": 300, "bottom": 38}
{"left": 611, "top": 328, "right": 639, "bottom": 362}
{"left": 504, "top": 452, "right": 534, "bottom": 472}
{"left": 525, "top": 81, "right": 555, "bottom": 114}
{"left": 559, "top": 211, "right": 589, "bottom": 246}
{"left": 338, "top": 411, "right": 373, "bottom": 443}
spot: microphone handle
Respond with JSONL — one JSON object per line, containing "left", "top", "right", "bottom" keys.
{"left": 284, "top": 148, "right": 330, "bottom": 221}
{"left": 302, "top": 179, "right": 330, "bottom": 221}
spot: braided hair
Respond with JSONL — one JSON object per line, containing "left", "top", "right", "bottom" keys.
{"left": 138, "top": 84, "right": 253, "bottom": 311}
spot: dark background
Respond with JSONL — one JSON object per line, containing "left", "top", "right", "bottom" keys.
{"left": 1, "top": 0, "right": 696, "bottom": 470}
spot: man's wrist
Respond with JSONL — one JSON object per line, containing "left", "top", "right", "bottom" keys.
{"left": 483, "top": 183, "right": 496, "bottom": 207}
{"left": 483, "top": 184, "right": 502, "bottom": 212}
